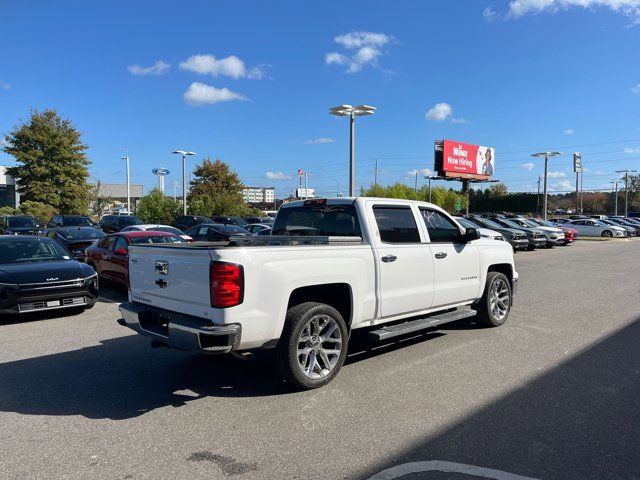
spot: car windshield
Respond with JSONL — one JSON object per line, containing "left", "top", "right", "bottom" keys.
{"left": 118, "top": 216, "right": 142, "bottom": 226}
{"left": 148, "top": 226, "right": 184, "bottom": 235}
{"left": 272, "top": 204, "right": 361, "bottom": 237}
{"left": 536, "top": 219, "right": 556, "bottom": 227}
{"left": 499, "top": 218, "right": 524, "bottom": 229}
{"left": 522, "top": 218, "right": 543, "bottom": 228}
{"left": 476, "top": 218, "right": 502, "bottom": 229}
{"left": 455, "top": 217, "right": 476, "bottom": 229}
{"left": 220, "top": 225, "right": 250, "bottom": 234}
{"left": 58, "top": 228, "right": 105, "bottom": 240}
{"left": 7, "top": 217, "right": 37, "bottom": 228}
{"left": 129, "top": 235, "right": 185, "bottom": 244}
{"left": 64, "top": 216, "right": 93, "bottom": 226}
{"left": 0, "top": 238, "right": 71, "bottom": 263}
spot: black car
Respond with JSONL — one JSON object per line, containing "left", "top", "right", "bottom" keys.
{"left": 185, "top": 223, "right": 251, "bottom": 241}
{"left": 173, "top": 215, "right": 213, "bottom": 232}
{"left": 47, "top": 214, "right": 95, "bottom": 228}
{"left": 461, "top": 216, "right": 530, "bottom": 251}
{"left": 0, "top": 215, "right": 43, "bottom": 235}
{"left": 243, "top": 216, "right": 272, "bottom": 224}
{"left": 0, "top": 236, "right": 98, "bottom": 315}
{"left": 210, "top": 216, "right": 248, "bottom": 226}
{"left": 99, "top": 214, "right": 143, "bottom": 233}
{"left": 44, "top": 226, "right": 105, "bottom": 258}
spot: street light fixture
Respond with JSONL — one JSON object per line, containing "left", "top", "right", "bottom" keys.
{"left": 531, "top": 151, "right": 563, "bottom": 220}
{"left": 329, "top": 104, "right": 376, "bottom": 197}
{"left": 173, "top": 150, "right": 197, "bottom": 215}
{"left": 121, "top": 154, "right": 130, "bottom": 213}
{"left": 615, "top": 169, "right": 638, "bottom": 217}
{"left": 425, "top": 175, "right": 440, "bottom": 203}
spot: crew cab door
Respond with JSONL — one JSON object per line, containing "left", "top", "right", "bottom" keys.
{"left": 419, "top": 208, "right": 481, "bottom": 307}
{"left": 370, "top": 204, "right": 434, "bottom": 318}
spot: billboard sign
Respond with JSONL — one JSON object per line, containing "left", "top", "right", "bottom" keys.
{"left": 435, "top": 139, "right": 495, "bottom": 179}
{"left": 573, "top": 152, "right": 582, "bottom": 173}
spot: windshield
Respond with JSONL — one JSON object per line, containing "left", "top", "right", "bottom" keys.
{"left": 272, "top": 204, "right": 361, "bottom": 237}
{"left": 522, "top": 218, "right": 543, "bottom": 228}
{"left": 455, "top": 217, "right": 476, "bottom": 229}
{"left": 118, "top": 216, "right": 142, "bottom": 226}
{"left": 475, "top": 218, "right": 502, "bottom": 229}
{"left": 64, "top": 216, "right": 93, "bottom": 226}
{"left": 148, "top": 226, "right": 183, "bottom": 236}
{"left": 7, "top": 217, "right": 37, "bottom": 228}
{"left": 0, "top": 238, "right": 71, "bottom": 263}
{"left": 499, "top": 218, "right": 524, "bottom": 229}
{"left": 129, "top": 235, "right": 185, "bottom": 244}
{"left": 221, "top": 225, "right": 250, "bottom": 234}
{"left": 58, "top": 228, "right": 105, "bottom": 240}
{"left": 535, "top": 219, "right": 555, "bottom": 227}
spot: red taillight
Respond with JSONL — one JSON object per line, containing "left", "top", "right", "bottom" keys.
{"left": 209, "top": 261, "right": 244, "bottom": 308}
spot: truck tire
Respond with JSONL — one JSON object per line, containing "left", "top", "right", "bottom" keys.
{"left": 476, "top": 272, "right": 512, "bottom": 328}
{"left": 276, "top": 302, "right": 348, "bottom": 390}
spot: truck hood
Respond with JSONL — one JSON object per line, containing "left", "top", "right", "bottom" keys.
{"left": 0, "top": 260, "right": 93, "bottom": 285}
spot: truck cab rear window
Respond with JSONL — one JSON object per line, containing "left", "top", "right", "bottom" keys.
{"left": 272, "top": 205, "right": 361, "bottom": 237}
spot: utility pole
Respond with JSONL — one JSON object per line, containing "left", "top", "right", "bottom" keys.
{"left": 580, "top": 168, "right": 583, "bottom": 214}
{"left": 611, "top": 180, "right": 620, "bottom": 216}
{"left": 429, "top": 177, "right": 433, "bottom": 203}
{"left": 304, "top": 172, "right": 308, "bottom": 199}
{"left": 414, "top": 171, "right": 418, "bottom": 192}
{"left": 374, "top": 159, "right": 378, "bottom": 186}
{"left": 616, "top": 169, "right": 638, "bottom": 217}
{"left": 121, "top": 148, "right": 130, "bottom": 214}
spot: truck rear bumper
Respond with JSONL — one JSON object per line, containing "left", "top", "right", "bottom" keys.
{"left": 118, "top": 302, "right": 241, "bottom": 355}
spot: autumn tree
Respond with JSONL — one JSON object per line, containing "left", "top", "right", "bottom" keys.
{"left": 3, "top": 110, "right": 92, "bottom": 214}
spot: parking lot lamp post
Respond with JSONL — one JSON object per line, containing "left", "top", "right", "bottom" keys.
{"left": 531, "top": 151, "right": 563, "bottom": 220}
{"left": 173, "top": 150, "right": 197, "bottom": 215}
{"left": 329, "top": 105, "right": 376, "bottom": 197}
{"left": 121, "top": 154, "right": 130, "bottom": 213}
{"left": 611, "top": 180, "right": 623, "bottom": 216}
{"left": 615, "top": 170, "right": 638, "bottom": 217}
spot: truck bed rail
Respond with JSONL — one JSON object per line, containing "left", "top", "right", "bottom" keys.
{"left": 133, "top": 235, "right": 364, "bottom": 249}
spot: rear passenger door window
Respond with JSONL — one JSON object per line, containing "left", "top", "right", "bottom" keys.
{"left": 373, "top": 206, "right": 421, "bottom": 243}
{"left": 420, "top": 209, "right": 463, "bottom": 243}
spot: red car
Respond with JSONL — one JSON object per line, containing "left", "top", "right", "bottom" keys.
{"left": 85, "top": 231, "right": 184, "bottom": 287}
{"left": 560, "top": 226, "right": 578, "bottom": 244}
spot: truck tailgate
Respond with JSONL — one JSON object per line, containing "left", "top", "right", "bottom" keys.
{"left": 128, "top": 245, "right": 214, "bottom": 320}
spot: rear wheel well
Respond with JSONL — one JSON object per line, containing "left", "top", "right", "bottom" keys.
{"left": 287, "top": 283, "right": 352, "bottom": 327}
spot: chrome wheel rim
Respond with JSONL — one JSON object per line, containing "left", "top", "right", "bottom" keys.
{"left": 489, "top": 279, "right": 510, "bottom": 321}
{"left": 296, "top": 315, "right": 342, "bottom": 379}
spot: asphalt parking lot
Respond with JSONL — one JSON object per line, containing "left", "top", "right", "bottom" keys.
{"left": 1, "top": 239, "right": 639, "bottom": 480}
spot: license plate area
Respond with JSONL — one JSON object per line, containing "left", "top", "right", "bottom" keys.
{"left": 139, "top": 310, "right": 170, "bottom": 337}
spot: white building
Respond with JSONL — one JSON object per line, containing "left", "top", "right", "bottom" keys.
{"left": 242, "top": 186, "right": 275, "bottom": 205}
{"left": 0, "top": 166, "right": 19, "bottom": 208}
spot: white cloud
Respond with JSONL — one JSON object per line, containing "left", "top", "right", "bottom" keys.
{"left": 451, "top": 117, "right": 471, "bottom": 124}
{"left": 179, "top": 54, "right": 266, "bottom": 79}
{"left": 624, "top": 146, "right": 640, "bottom": 154}
{"left": 632, "top": 83, "right": 640, "bottom": 93}
{"left": 306, "top": 137, "right": 336, "bottom": 145}
{"left": 127, "top": 60, "right": 170, "bottom": 76}
{"left": 405, "top": 168, "right": 433, "bottom": 178}
{"left": 425, "top": 102, "right": 453, "bottom": 121}
{"left": 564, "top": 128, "right": 575, "bottom": 135}
{"left": 1, "top": 83, "right": 11, "bottom": 90}
{"left": 507, "top": 0, "right": 640, "bottom": 22}
{"left": 325, "top": 31, "right": 393, "bottom": 73}
{"left": 483, "top": 5, "right": 498, "bottom": 20}
{"left": 521, "top": 162, "right": 536, "bottom": 171}
{"left": 551, "top": 180, "right": 573, "bottom": 191}
{"left": 548, "top": 171, "right": 567, "bottom": 178}
{"left": 183, "top": 82, "right": 248, "bottom": 106}
{"left": 265, "top": 171, "right": 292, "bottom": 180}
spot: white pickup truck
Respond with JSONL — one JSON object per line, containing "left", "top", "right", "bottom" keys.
{"left": 118, "top": 197, "right": 518, "bottom": 389}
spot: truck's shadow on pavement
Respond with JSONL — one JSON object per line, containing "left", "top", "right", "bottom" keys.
{"left": 0, "top": 319, "right": 460, "bottom": 420}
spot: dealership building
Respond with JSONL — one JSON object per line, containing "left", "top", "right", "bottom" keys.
{"left": 0, "top": 166, "right": 18, "bottom": 208}
{"left": 89, "top": 182, "right": 144, "bottom": 212}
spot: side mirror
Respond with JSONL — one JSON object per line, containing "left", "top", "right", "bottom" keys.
{"left": 74, "top": 251, "right": 84, "bottom": 260}
{"left": 462, "top": 227, "right": 481, "bottom": 242}
{"left": 114, "top": 247, "right": 127, "bottom": 256}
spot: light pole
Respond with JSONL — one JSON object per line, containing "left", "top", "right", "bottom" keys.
{"left": 615, "top": 169, "right": 637, "bottom": 217}
{"left": 121, "top": 154, "right": 130, "bottom": 213}
{"left": 426, "top": 176, "right": 439, "bottom": 203}
{"left": 531, "top": 151, "right": 563, "bottom": 220}
{"left": 329, "top": 104, "right": 376, "bottom": 197}
{"left": 611, "top": 179, "right": 623, "bottom": 216}
{"left": 173, "top": 150, "right": 196, "bottom": 215}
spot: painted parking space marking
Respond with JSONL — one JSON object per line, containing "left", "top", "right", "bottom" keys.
{"left": 367, "top": 460, "right": 542, "bottom": 480}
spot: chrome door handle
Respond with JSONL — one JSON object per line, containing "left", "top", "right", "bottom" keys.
{"left": 435, "top": 252, "right": 447, "bottom": 259}
{"left": 381, "top": 254, "right": 397, "bottom": 263}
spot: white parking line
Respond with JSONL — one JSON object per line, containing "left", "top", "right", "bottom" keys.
{"left": 367, "top": 460, "right": 542, "bottom": 480}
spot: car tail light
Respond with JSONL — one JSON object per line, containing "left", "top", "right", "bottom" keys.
{"left": 209, "top": 261, "right": 244, "bottom": 308}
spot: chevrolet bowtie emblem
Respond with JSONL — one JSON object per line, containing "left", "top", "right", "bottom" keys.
{"left": 155, "top": 278, "right": 169, "bottom": 288}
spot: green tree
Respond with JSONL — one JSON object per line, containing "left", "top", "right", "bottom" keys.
{"left": 187, "top": 157, "right": 254, "bottom": 216}
{"left": 137, "top": 189, "right": 182, "bottom": 224}
{"left": 17, "top": 201, "right": 56, "bottom": 223}
{"left": 0, "top": 206, "right": 16, "bottom": 215}
{"left": 486, "top": 183, "right": 508, "bottom": 197}
{"left": 3, "top": 110, "right": 92, "bottom": 214}
{"left": 360, "top": 183, "right": 466, "bottom": 214}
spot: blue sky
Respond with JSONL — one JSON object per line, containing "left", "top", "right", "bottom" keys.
{"left": 1, "top": 0, "right": 640, "bottom": 198}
